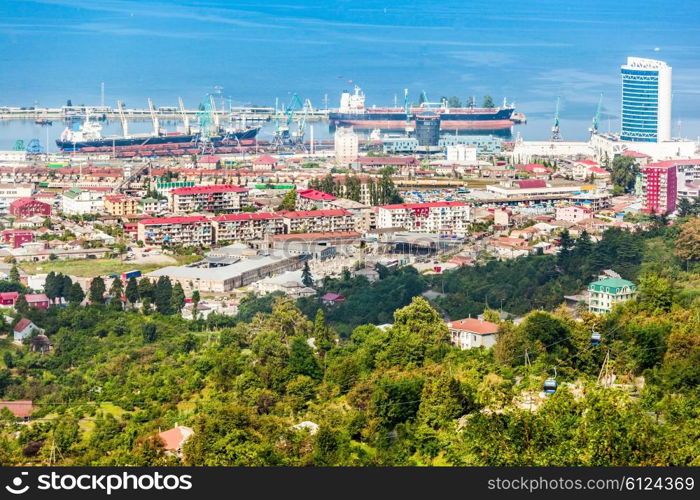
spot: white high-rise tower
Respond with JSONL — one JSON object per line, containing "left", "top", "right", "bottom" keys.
{"left": 620, "top": 57, "right": 672, "bottom": 142}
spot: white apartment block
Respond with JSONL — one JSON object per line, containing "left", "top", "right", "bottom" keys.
{"left": 376, "top": 202, "right": 472, "bottom": 236}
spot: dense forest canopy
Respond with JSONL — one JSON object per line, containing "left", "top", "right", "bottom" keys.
{"left": 0, "top": 218, "right": 697, "bottom": 466}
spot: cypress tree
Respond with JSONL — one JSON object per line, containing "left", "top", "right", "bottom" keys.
{"left": 125, "top": 277, "right": 139, "bottom": 305}
{"left": 171, "top": 282, "right": 185, "bottom": 313}
{"left": 154, "top": 276, "right": 173, "bottom": 314}
{"left": 89, "top": 277, "right": 106, "bottom": 304}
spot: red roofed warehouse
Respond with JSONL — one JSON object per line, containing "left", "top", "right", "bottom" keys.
{"left": 447, "top": 318, "right": 499, "bottom": 349}
{"left": 10, "top": 198, "right": 51, "bottom": 218}
{"left": 137, "top": 216, "right": 213, "bottom": 247}
{"left": 211, "top": 212, "right": 285, "bottom": 242}
{"left": 171, "top": 185, "right": 249, "bottom": 214}
{"left": 376, "top": 201, "right": 472, "bottom": 236}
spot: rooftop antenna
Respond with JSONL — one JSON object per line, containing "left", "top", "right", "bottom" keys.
{"left": 551, "top": 96, "right": 562, "bottom": 141}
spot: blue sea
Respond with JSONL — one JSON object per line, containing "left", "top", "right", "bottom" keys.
{"left": 1, "top": 0, "right": 699, "bottom": 150}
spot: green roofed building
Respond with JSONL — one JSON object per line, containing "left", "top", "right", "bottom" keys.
{"left": 588, "top": 277, "right": 637, "bottom": 313}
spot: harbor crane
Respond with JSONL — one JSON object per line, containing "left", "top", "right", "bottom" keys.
{"left": 117, "top": 100, "right": 129, "bottom": 137}
{"left": 404, "top": 88, "right": 414, "bottom": 134}
{"left": 147, "top": 98, "right": 160, "bottom": 136}
{"left": 178, "top": 97, "right": 190, "bottom": 134}
{"left": 551, "top": 96, "right": 562, "bottom": 141}
{"left": 589, "top": 93, "right": 603, "bottom": 136}
{"left": 273, "top": 93, "right": 304, "bottom": 149}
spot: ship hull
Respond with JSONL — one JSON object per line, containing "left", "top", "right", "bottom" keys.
{"left": 329, "top": 108, "right": 515, "bottom": 130}
{"left": 56, "top": 127, "right": 260, "bottom": 151}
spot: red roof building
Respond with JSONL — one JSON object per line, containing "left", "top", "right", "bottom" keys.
{"left": 517, "top": 179, "right": 547, "bottom": 189}
{"left": 0, "top": 291, "right": 19, "bottom": 306}
{"left": 280, "top": 209, "right": 355, "bottom": 234}
{"left": 376, "top": 201, "right": 471, "bottom": 236}
{"left": 0, "top": 400, "right": 34, "bottom": 420}
{"left": 2, "top": 229, "right": 35, "bottom": 249}
{"left": 171, "top": 185, "right": 249, "bottom": 214}
{"left": 24, "top": 293, "right": 50, "bottom": 310}
{"left": 157, "top": 425, "right": 194, "bottom": 457}
{"left": 297, "top": 189, "right": 337, "bottom": 210}
{"left": 137, "top": 216, "right": 213, "bottom": 247}
{"left": 253, "top": 154, "right": 278, "bottom": 170}
{"left": 10, "top": 198, "right": 52, "bottom": 218}
{"left": 447, "top": 318, "right": 499, "bottom": 350}
{"left": 211, "top": 212, "right": 285, "bottom": 242}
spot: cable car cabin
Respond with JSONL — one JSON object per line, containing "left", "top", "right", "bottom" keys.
{"left": 591, "top": 332, "right": 602, "bottom": 346}
{"left": 543, "top": 378, "right": 558, "bottom": 394}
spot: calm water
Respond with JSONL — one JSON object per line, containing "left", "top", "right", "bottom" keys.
{"left": 1, "top": 0, "right": 700, "bottom": 149}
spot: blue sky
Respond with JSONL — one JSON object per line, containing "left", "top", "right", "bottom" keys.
{"left": 1, "top": 0, "right": 699, "bottom": 140}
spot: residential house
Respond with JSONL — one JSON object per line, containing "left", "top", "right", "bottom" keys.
{"left": 588, "top": 277, "right": 637, "bottom": 314}
{"left": 447, "top": 317, "right": 499, "bottom": 350}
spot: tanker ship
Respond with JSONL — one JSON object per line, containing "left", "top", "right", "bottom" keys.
{"left": 329, "top": 86, "right": 522, "bottom": 131}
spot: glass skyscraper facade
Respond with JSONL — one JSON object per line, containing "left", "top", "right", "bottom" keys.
{"left": 620, "top": 57, "right": 672, "bottom": 142}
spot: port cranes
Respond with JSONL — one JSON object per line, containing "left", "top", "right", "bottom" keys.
{"left": 117, "top": 100, "right": 129, "bottom": 137}
{"left": 273, "top": 93, "right": 307, "bottom": 149}
{"left": 147, "top": 98, "right": 161, "bottom": 136}
{"left": 589, "top": 92, "right": 603, "bottom": 135}
{"left": 551, "top": 96, "right": 562, "bottom": 141}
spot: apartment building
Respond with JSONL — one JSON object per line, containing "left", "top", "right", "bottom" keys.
{"left": 281, "top": 209, "right": 355, "bottom": 234}
{"left": 104, "top": 194, "right": 140, "bottom": 216}
{"left": 211, "top": 212, "right": 285, "bottom": 242}
{"left": 296, "top": 189, "right": 337, "bottom": 210}
{"left": 376, "top": 201, "right": 471, "bottom": 236}
{"left": 61, "top": 187, "right": 106, "bottom": 215}
{"left": 171, "top": 185, "right": 249, "bottom": 214}
{"left": 137, "top": 216, "right": 213, "bottom": 247}
{"left": 9, "top": 198, "right": 52, "bottom": 218}
{"left": 641, "top": 163, "right": 677, "bottom": 214}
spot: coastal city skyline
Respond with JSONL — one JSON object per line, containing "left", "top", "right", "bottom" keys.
{"left": 0, "top": 0, "right": 697, "bottom": 487}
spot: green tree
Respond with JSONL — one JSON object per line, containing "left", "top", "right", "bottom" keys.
{"left": 67, "top": 283, "right": 85, "bottom": 304}
{"left": 88, "top": 277, "right": 106, "bottom": 304}
{"left": 15, "top": 294, "right": 29, "bottom": 314}
{"left": 287, "top": 335, "right": 321, "bottom": 379}
{"left": 313, "top": 309, "right": 335, "bottom": 358}
{"left": 125, "top": 276, "right": 139, "bottom": 305}
{"left": 637, "top": 274, "right": 673, "bottom": 313}
{"left": 417, "top": 375, "right": 467, "bottom": 429}
{"left": 191, "top": 290, "right": 201, "bottom": 320}
{"left": 9, "top": 265, "right": 19, "bottom": 283}
{"left": 138, "top": 278, "right": 154, "bottom": 301}
{"left": 142, "top": 323, "right": 157, "bottom": 343}
{"left": 482, "top": 95, "right": 495, "bottom": 108}
{"left": 611, "top": 155, "right": 639, "bottom": 193}
{"left": 277, "top": 189, "right": 297, "bottom": 211}
{"left": 154, "top": 276, "right": 173, "bottom": 315}
{"left": 171, "top": 282, "right": 186, "bottom": 313}
{"left": 301, "top": 261, "right": 313, "bottom": 287}
{"left": 675, "top": 218, "right": 700, "bottom": 261}
{"left": 44, "top": 271, "right": 60, "bottom": 301}
{"left": 109, "top": 278, "right": 123, "bottom": 301}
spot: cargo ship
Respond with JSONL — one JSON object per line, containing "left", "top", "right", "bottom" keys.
{"left": 56, "top": 118, "right": 260, "bottom": 151}
{"left": 329, "top": 86, "right": 521, "bottom": 131}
